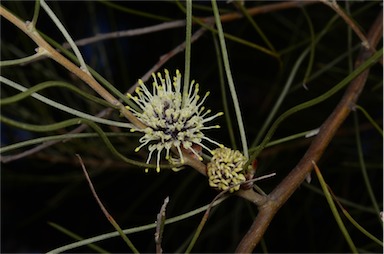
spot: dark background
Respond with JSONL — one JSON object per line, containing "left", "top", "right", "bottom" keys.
{"left": 1, "top": 1, "right": 382, "bottom": 253}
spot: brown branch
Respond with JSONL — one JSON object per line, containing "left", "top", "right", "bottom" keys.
{"left": 235, "top": 10, "right": 383, "bottom": 253}
{"left": 0, "top": 6, "right": 145, "bottom": 129}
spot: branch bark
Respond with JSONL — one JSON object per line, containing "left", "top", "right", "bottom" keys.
{"left": 236, "top": 10, "right": 383, "bottom": 253}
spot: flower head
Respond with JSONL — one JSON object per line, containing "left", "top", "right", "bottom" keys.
{"left": 207, "top": 147, "right": 247, "bottom": 193}
{"left": 126, "top": 69, "right": 223, "bottom": 172}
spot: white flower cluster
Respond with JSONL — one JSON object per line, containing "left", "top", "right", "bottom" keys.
{"left": 207, "top": 147, "right": 247, "bottom": 193}
{"left": 126, "top": 69, "right": 223, "bottom": 172}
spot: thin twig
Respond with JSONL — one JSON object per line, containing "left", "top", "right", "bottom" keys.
{"left": 155, "top": 196, "right": 169, "bottom": 254}
{"left": 185, "top": 189, "right": 226, "bottom": 254}
{"left": 76, "top": 154, "right": 139, "bottom": 253}
{"left": 326, "top": 180, "right": 384, "bottom": 247}
{"left": 212, "top": 0, "right": 249, "bottom": 158}
{"left": 40, "top": 0, "right": 91, "bottom": 75}
{"left": 66, "top": 20, "right": 186, "bottom": 47}
{"left": 312, "top": 161, "right": 358, "bottom": 253}
{"left": 319, "top": 0, "right": 370, "bottom": 49}
{"left": 218, "top": 0, "right": 317, "bottom": 23}
{"left": 235, "top": 10, "right": 383, "bottom": 253}
{"left": 182, "top": 0, "right": 193, "bottom": 105}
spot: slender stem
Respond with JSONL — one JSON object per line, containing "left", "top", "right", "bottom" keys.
{"left": 48, "top": 222, "right": 110, "bottom": 253}
{"left": 353, "top": 112, "right": 381, "bottom": 218}
{"left": 304, "top": 182, "right": 377, "bottom": 214}
{"left": 31, "top": 0, "right": 40, "bottom": 27}
{"left": 235, "top": 2, "right": 277, "bottom": 54}
{"left": 0, "top": 80, "right": 113, "bottom": 108}
{"left": 0, "top": 115, "right": 171, "bottom": 169}
{"left": 77, "top": 155, "right": 139, "bottom": 253}
{"left": 249, "top": 128, "right": 320, "bottom": 153}
{"left": 355, "top": 105, "right": 383, "bottom": 136}
{"left": 0, "top": 6, "right": 145, "bottom": 129}
{"left": 176, "top": 0, "right": 279, "bottom": 58}
{"left": 98, "top": 0, "right": 172, "bottom": 22}
{"left": 69, "top": 20, "right": 186, "bottom": 47}
{"left": 252, "top": 11, "right": 341, "bottom": 147}
{"left": 185, "top": 190, "right": 228, "bottom": 254}
{"left": 72, "top": 1, "right": 316, "bottom": 50}
{"left": 211, "top": 0, "right": 249, "bottom": 158}
{"left": 183, "top": 0, "right": 192, "bottom": 104}
{"left": 252, "top": 47, "right": 310, "bottom": 147}
{"left": 128, "top": 26, "right": 209, "bottom": 95}
{"left": 0, "top": 132, "right": 135, "bottom": 154}
{"left": 312, "top": 161, "right": 358, "bottom": 253}
{"left": 329, "top": 187, "right": 384, "bottom": 247}
{"left": 301, "top": 8, "right": 316, "bottom": 86}
{"left": 47, "top": 197, "right": 227, "bottom": 254}
{"left": 40, "top": 0, "right": 90, "bottom": 74}
{"left": 320, "top": 0, "right": 370, "bottom": 49}
{"left": 0, "top": 51, "right": 45, "bottom": 67}
{"left": 213, "top": 34, "right": 237, "bottom": 149}
{"left": 0, "top": 77, "right": 133, "bottom": 129}
{"left": 247, "top": 47, "right": 383, "bottom": 169}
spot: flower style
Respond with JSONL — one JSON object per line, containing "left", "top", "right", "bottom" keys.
{"left": 126, "top": 69, "right": 223, "bottom": 172}
{"left": 207, "top": 147, "right": 247, "bottom": 193}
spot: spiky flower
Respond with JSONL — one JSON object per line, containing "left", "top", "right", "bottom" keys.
{"left": 207, "top": 147, "right": 247, "bottom": 193}
{"left": 126, "top": 69, "right": 223, "bottom": 172}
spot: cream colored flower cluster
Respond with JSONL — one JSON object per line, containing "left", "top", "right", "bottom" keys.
{"left": 126, "top": 69, "right": 223, "bottom": 172}
{"left": 207, "top": 147, "right": 247, "bottom": 193}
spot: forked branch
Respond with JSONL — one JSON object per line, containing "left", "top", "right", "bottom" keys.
{"left": 236, "top": 10, "right": 383, "bottom": 253}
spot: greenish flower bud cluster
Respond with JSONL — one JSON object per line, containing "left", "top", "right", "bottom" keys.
{"left": 207, "top": 147, "right": 247, "bottom": 193}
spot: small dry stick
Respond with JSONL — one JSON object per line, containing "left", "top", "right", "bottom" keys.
{"left": 319, "top": 0, "right": 370, "bottom": 49}
{"left": 155, "top": 196, "right": 169, "bottom": 254}
{"left": 67, "top": 20, "right": 186, "bottom": 47}
{"left": 76, "top": 154, "right": 139, "bottom": 253}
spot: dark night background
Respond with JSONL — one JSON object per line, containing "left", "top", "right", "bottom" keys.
{"left": 1, "top": 1, "right": 383, "bottom": 253}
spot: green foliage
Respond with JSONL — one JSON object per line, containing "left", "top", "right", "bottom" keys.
{"left": 1, "top": 1, "right": 382, "bottom": 253}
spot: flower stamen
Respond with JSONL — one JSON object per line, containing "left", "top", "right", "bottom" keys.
{"left": 126, "top": 69, "right": 222, "bottom": 171}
